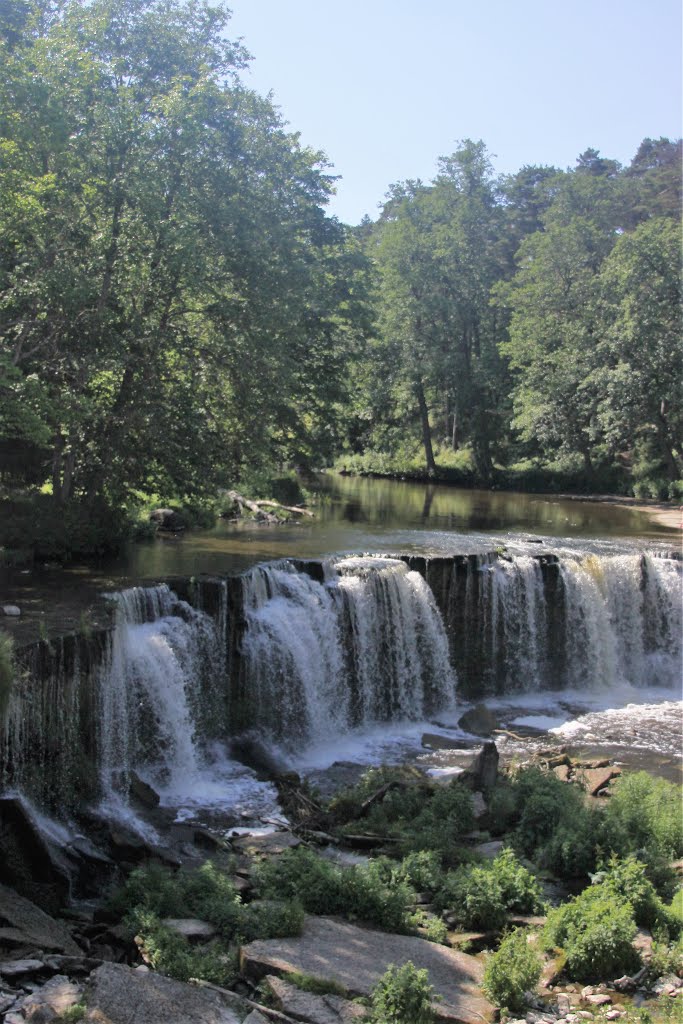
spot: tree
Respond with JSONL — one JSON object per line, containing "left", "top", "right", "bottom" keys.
{"left": 0, "top": 0, "right": 366, "bottom": 509}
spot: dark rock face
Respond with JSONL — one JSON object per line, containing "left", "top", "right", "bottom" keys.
{"left": 457, "top": 704, "right": 499, "bottom": 737}
{"left": 463, "top": 741, "right": 499, "bottom": 793}
{"left": 149, "top": 508, "right": 186, "bottom": 531}
{"left": 0, "top": 884, "right": 80, "bottom": 955}
{"left": 0, "top": 798, "right": 73, "bottom": 913}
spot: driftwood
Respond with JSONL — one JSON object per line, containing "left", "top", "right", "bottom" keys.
{"left": 225, "top": 490, "right": 314, "bottom": 523}
{"left": 255, "top": 499, "right": 314, "bottom": 518}
{"left": 357, "top": 779, "right": 406, "bottom": 818}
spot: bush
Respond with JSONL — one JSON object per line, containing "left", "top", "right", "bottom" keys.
{"left": 600, "top": 773, "right": 683, "bottom": 896}
{"left": 596, "top": 856, "right": 681, "bottom": 937}
{"left": 255, "top": 847, "right": 413, "bottom": 933}
{"left": 368, "top": 962, "right": 435, "bottom": 1024}
{"left": 434, "top": 849, "right": 545, "bottom": 930}
{"left": 543, "top": 887, "right": 639, "bottom": 982}
{"left": 131, "top": 911, "right": 237, "bottom": 986}
{"left": 482, "top": 929, "right": 542, "bottom": 1013}
{"left": 393, "top": 851, "right": 445, "bottom": 894}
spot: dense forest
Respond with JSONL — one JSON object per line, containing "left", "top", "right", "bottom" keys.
{"left": 1, "top": 0, "right": 681, "bottom": 559}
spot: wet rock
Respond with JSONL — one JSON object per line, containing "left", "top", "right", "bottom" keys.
{"left": 129, "top": 771, "right": 160, "bottom": 809}
{"left": 464, "top": 741, "right": 499, "bottom": 792}
{"left": 0, "top": 799, "right": 75, "bottom": 914}
{"left": 86, "top": 962, "right": 243, "bottom": 1023}
{"left": 149, "top": 508, "right": 186, "bottom": 531}
{"left": 161, "top": 918, "right": 218, "bottom": 943}
{"left": 241, "top": 915, "right": 493, "bottom": 1024}
{"left": 266, "top": 974, "right": 367, "bottom": 1022}
{"left": 421, "top": 733, "right": 476, "bottom": 751}
{"left": 1, "top": 605, "right": 21, "bottom": 616}
{"left": 230, "top": 734, "right": 292, "bottom": 779}
{"left": 0, "top": 885, "right": 80, "bottom": 955}
{"left": 457, "top": 704, "right": 499, "bottom": 737}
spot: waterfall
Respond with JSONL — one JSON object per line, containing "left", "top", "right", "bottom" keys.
{"left": 99, "top": 584, "right": 223, "bottom": 806}
{"left": 2, "top": 547, "right": 680, "bottom": 816}
{"left": 240, "top": 556, "right": 457, "bottom": 746}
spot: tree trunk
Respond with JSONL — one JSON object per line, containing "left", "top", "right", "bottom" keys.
{"left": 451, "top": 405, "right": 459, "bottom": 451}
{"left": 415, "top": 380, "right": 437, "bottom": 477}
{"left": 51, "top": 431, "right": 64, "bottom": 505}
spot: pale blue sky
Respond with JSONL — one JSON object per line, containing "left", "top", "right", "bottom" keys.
{"left": 227, "top": 0, "right": 682, "bottom": 224}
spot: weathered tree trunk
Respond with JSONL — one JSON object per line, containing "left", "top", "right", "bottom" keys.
{"left": 51, "top": 431, "right": 64, "bottom": 504}
{"left": 451, "top": 405, "right": 459, "bottom": 451}
{"left": 415, "top": 379, "right": 437, "bottom": 477}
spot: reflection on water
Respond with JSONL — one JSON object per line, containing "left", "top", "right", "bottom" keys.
{"left": 2, "top": 473, "right": 678, "bottom": 645}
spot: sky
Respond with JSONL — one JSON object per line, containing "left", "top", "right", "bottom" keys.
{"left": 226, "top": 0, "right": 682, "bottom": 225}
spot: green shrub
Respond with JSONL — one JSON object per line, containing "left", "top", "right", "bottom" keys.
{"left": 368, "top": 962, "right": 435, "bottom": 1024}
{"left": 600, "top": 773, "right": 683, "bottom": 896}
{"left": 255, "top": 847, "right": 413, "bottom": 933}
{"left": 401, "top": 783, "right": 476, "bottom": 864}
{"left": 393, "top": 851, "right": 445, "bottom": 894}
{"left": 434, "top": 849, "right": 544, "bottom": 931}
{"left": 543, "top": 887, "right": 639, "bottom": 981}
{"left": 131, "top": 911, "right": 237, "bottom": 986}
{"left": 482, "top": 929, "right": 542, "bottom": 1013}
{"left": 597, "top": 856, "right": 681, "bottom": 937}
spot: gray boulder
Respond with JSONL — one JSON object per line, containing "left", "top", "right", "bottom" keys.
{"left": 0, "top": 884, "right": 80, "bottom": 955}
{"left": 84, "top": 962, "right": 243, "bottom": 1023}
{"left": 457, "top": 704, "right": 499, "bottom": 737}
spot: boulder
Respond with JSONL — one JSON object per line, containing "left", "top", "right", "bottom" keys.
{"left": 0, "top": 884, "right": 80, "bottom": 955}
{"left": 265, "top": 974, "right": 367, "bottom": 1022}
{"left": 241, "top": 915, "right": 493, "bottom": 1024}
{"left": 0, "top": 798, "right": 74, "bottom": 913}
{"left": 1, "top": 605, "right": 20, "bottom": 617}
{"left": 14, "top": 975, "right": 82, "bottom": 1019}
{"left": 575, "top": 766, "right": 621, "bottom": 796}
{"left": 464, "top": 741, "right": 499, "bottom": 793}
{"left": 457, "top": 705, "right": 499, "bottom": 737}
{"left": 129, "top": 771, "right": 161, "bottom": 809}
{"left": 85, "top": 962, "right": 243, "bottom": 1023}
{"left": 231, "top": 831, "right": 302, "bottom": 858}
{"left": 149, "top": 508, "right": 186, "bottom": 531}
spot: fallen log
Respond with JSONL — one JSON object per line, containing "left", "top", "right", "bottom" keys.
{"left": 255, "top": 500, "right": 314, "bottom": 518}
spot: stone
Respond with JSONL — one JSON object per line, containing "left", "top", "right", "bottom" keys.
{"left": 633, "top": 928, "right": 654, "bottom": 959}
{"left": 0, "top": 959, "right": 46, "bottom": 979}
{"left": 612, "top": 976, "right": 636, "bottom": 993}
{"left": 85, "top": 962, "right": 243, "bottom": 1023}
{"left": 553, "top": 765, "right": 571, "bottom": 783}
{"left": 1, "top": 605, "right": 21, "bottom": 616}
{"left": 557, "top": 993, "right": 572, "bottom": 1014}
{"left": 574, "top": 766, "right": 621, "bottom": 797}
{"left": 421, "top": 733, "right": 475, "bottom": 751}
{"left": 0, "top": 799, "right": 75, "bottom": 914}
{"left": 241, "top": 915, "right": 493, "bottom": 1024}
{"left": 16, "top": 975, "right": 82, "bottom": 1018}
{"left": 149, "top": 508, "right": 186, "bottom": 531}
{"left": 585, "top": 994, "right": 611, "bottom": 1006}
{"left": 129, "top": 771, "right": 160, "bottom": 809}
{"left": 604, "top": 1013, "right": 623, "bottom": 1020}
{"left": 161, "top": 918, "right": 218, "bottom": 943}
{"left": 457, "top": 704, "right": 499, "bottom": 737}
{"left": 243, "top": 1013, "right": 271, "bottom": 1024}
{"left": 0, "top": 884, "right": 80, "bottom": 955}
{"left": 472, "top": 840, "right": 504, "bottom": 860}
{"left": 266, "top": 975, "right": 367, "bottom": 1022}
{"left": 471, "top": 792, "right": 487, "bottom": 818}
{"left": 465, "top": 741, "right": 499, "bottom": 792}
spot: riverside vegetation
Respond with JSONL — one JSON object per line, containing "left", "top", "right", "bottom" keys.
{"left": 83, "top": 761, "right": 682, "bottom": 1024}
{"left": 0, "top": 1, "right": 681, "bottom": 566}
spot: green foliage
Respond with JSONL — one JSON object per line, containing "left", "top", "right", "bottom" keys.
{"left": 482, "top": 929, "right": 542, "bottom": 1013}
{"left": 286, "top": 973, "right": 350, "bottom": 998}
{"left": 57, "top": 1006, "right": 87, "bottom": 1023}
{"left": 434, "top": 848, "right": 545, "bottom": 930}
{"left": 368, "top": 962, "right": 435, "bottom": 1024}
{"left": 255, "top": 847, "right": 414, "bottom": 933}
{"left": 504, "top": 767, "right": 598, "bottom": 877}
{"left": 600, "top": 773, "right": 683, "bottom": 890}
{"left": 543, "top": 886, "right": 640, "bottom": 981}
{"left": 595, "top": 856, "right": 681, "bottom": 936}
{"left": 110, "top": 861, "right": 303, "bottom": 945}
{"left": 131, "top": 910, "right": 238, "bottom": 986}
{"left": 393, "top": 851, "right": 445, "bottom": 894}
{"left": 0, "top": 633, "right": 14, "bottom": 721}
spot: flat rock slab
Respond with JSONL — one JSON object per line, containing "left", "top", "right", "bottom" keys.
{"left": 266, "top": 974, "right": 367, "bottom": 1022}
{"left": 84, "top": 963, "right": 243, "bottom": 1024}
{"left": 574, "top": 766, "right": 621, "bottom": 796}
{"left": 0, "top": 883, "right": 80, "bottom": 955}
{"left": 161, "top": 917, "right": 218, "bottom": 942}
{"left": 16, "top": 974, "right": 82, "bottom": 1016}
{"left": 241, "top": 916, "right": 493, "bottom": 1024}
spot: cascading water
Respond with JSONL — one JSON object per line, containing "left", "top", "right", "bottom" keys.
{"left": 240, "top": 556, "right": 457, "bottom": 746}
{"left": 99, "top": 584, "right": 223, "bottom": 808}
